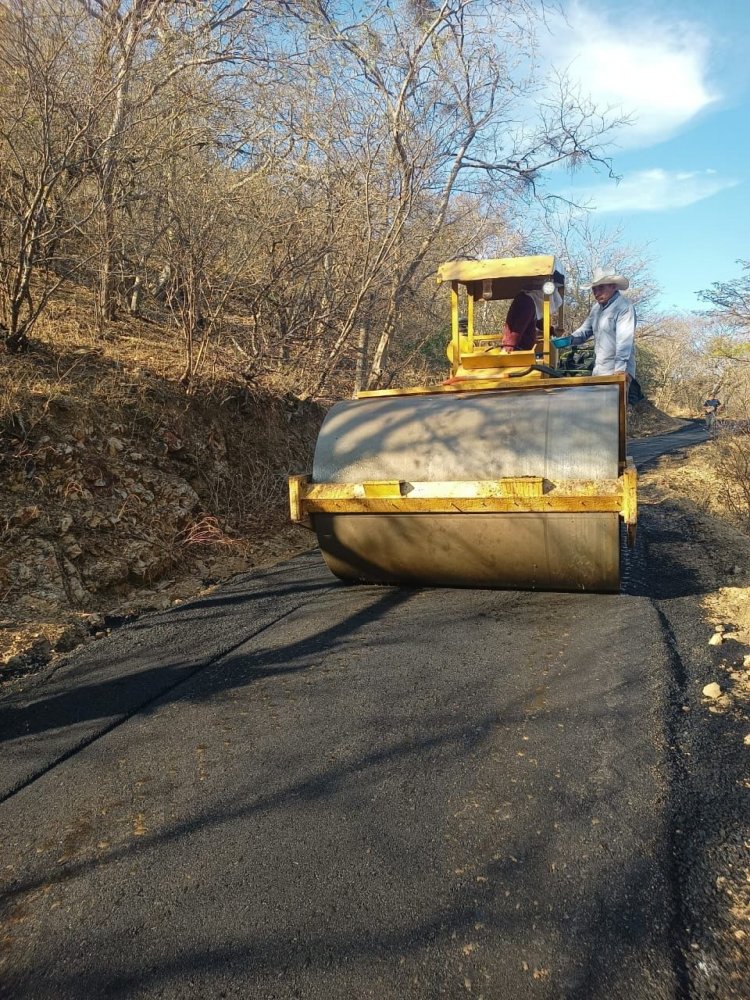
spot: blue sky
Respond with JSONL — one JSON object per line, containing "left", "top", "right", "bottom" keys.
{"left": 542, "top": 0, "right": 750, "bottom": 312}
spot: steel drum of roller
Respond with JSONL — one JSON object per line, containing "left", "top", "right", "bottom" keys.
{"left": 310, "top": 385, "right": 622, "bottom": 592}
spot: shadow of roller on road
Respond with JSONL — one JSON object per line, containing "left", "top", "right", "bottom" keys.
{"left": 623, "top": 420, "right": 736, "bottom": 600}
{"left": 620, "top": 507, "right": 712, "bottom": 600}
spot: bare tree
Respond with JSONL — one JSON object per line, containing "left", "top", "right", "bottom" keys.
{"left": 698, "top": 261, "right": 750, "bottom": 364}
{"left": 158, "top": 154, "right": 263, "bottom": 388}
{"left": 0, "top": 0, "right": 656, "bottom": 406}
{"left": 634, "top": 318, "right": 717, "bottom": 413}
{"left": 74, "top": 0, "right": 276, "bottom": 322}
{"left": 280, "top": 0, "right": 630, "bottom": 394}
{"left": 0, "top": 0, "right": 103, "bottom": 350}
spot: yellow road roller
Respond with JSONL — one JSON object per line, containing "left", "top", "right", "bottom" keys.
{"left": 289, "top": 255, "right": 636, "bottom": 592}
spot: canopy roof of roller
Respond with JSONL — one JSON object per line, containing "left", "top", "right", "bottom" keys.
{"left": 437, "top": 255, "right": 565, "bottom": 301}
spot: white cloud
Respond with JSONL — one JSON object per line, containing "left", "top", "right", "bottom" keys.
{"left": 547, "top": 2, "right": 719, "bottom": 148}
{"left": 567, "top": 168, "right": 739, "bottom": 213}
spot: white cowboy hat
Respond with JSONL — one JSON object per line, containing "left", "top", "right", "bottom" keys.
{"left": 581, "top": 265, "right": 629, "bottom": 291}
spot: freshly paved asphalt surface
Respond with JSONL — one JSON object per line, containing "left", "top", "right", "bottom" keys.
{"left": 0, "top": 422, "right": 713, "bottom": 999}
{"left": 628, "top": 421, "right": 707, "bottom": 468}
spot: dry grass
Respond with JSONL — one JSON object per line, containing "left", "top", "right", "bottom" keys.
{"left": 646, "top": 428, "right": 750, "bottom": 536}
{"left": 638, "top": 430, "right": 750, "bottom": 642}
{"left": 712, "top": 433, "right": 750, "bottom": 528}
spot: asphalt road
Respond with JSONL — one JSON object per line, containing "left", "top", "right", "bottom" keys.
{"left": 628, "top": 421, "right": 707, "bottom": 467}
{"left": 0, "top": 422, "right": 714, "bottom": 1000}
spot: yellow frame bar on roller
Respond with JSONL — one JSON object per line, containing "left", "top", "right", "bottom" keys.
{"left": 290, "top": 458, "right": 637, "bottom": 528}
{"left": 356, "top": 373, "right": 617, "bottom": 397}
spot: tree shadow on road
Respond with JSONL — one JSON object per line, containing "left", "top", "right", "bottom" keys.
{"left": 0, "top": 583, "right": 410, "bottom": 750}
{"left": 1, "top": 621, "right": 685, "bottom": 999}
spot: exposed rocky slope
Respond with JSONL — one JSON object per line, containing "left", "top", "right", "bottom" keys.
{"left": 1, "top": 318, "right": 322, "bottom": 682}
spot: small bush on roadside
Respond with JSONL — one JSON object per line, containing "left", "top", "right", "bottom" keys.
{"left": 712, "top": 432, "right": 750, "bottom": 528}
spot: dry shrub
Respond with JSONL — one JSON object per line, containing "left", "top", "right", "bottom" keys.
{"left": 712, "top": 430, "right": 750, "bottom": 528}
{"left": 175, "top": 514, "right": 235, "bottom": 549}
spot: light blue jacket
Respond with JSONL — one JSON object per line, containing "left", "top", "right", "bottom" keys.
{"left": 570, "top": 291, "right": 637, "bottom": 377}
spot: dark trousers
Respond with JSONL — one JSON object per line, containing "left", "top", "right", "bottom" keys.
{"left": 628, "top": 377, "right": 644, "bottom": 406}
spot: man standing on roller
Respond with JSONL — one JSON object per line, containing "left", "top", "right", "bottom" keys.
{"left": 553, "top": 265, "right": 642, "bottom": 405}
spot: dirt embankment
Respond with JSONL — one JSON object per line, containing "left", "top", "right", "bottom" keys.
{"left": 1, "top": 314, "right": 323, "bottom": 683}
{"left": 628, "top": 397, "right": 686, "bottom": 438}
{"left": 637, "top": 427, "right": 750, "bottom": 755}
